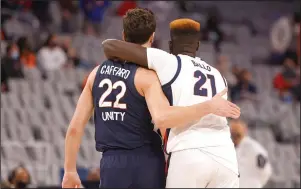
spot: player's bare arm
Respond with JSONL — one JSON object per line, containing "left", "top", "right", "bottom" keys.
{"left": 136, "top": 68, "right": 240, "bottom": 129}
{"left": 62, "top": 66, "right": 98, "bottom": 188}
{"left": 102, "top": 39, "right": 148, "bottom": 68}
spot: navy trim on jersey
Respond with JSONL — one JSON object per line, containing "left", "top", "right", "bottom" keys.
{"left": 222, "top": 76, "right": 228, "bottom": 87}
{"left": 162, "top": 55, "right": 182, "bottom": 88}
{"left": 92, "top": 64, "right": 104, "bottom": 99}
{"left": 165, "top": 152, "right": 172, "bottom": 176}
{"left": 161, "top": 56, "right": 182, "bottom": 156}
{"left": 126, "top": 65, "right": 145, "bottom": 101}
{"left": 161, "top": 56, "right": 181, "bottom": 172}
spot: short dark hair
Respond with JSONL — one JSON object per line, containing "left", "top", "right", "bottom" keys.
{"left": 123, "top": 8, "right": 156, "bottom": 44}
{"left": 8, "top": 165, "right": 31, "bottom": 184}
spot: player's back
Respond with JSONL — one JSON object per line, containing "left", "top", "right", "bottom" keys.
{"left": 165, "top": 54, "right": 238, "bottom": 175}
{"left": 167, "top": 54, "right": 229, "bottom": 148}
{"left": 92, "top": 60, "right": 162, "bottom": 152}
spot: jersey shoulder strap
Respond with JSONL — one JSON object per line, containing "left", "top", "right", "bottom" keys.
{"left": 162, "top": 55, "right": 182, "bottom": 87}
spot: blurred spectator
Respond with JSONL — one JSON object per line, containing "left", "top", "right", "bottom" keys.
{"left": 292, "top": 11, "right": 300, "bottom": 64}
{"left": 61, "top": 36, "right": 96, "bottom": 69}
{"left": 83, "top": 22, "right": 98, "bottom": 36}
{"left": 231, "top": 69, "right": 257, "bottom": 102}
{"left": 80, "top": 0, "right": 111, "bottom": 35}
{"left": 1, "top": 0, "right": 32, "bottom": 11}
{"left": 232, "top": 64, "right": 242, "bottom": 79}
{"left": 273, "top": 57, "right": 300, "bottom": 102}
{"left": 60, "top": 37, "right": 80, "bottom": 68}
{"left": 1, "top": 42, "right": 24, "bottom": 78}
{"left": 297, "top": 24, "right": 301, "bottom": 64}
{"left": 201, "top": 8, "right": 224, "bottom": 52}
{"left": 1, "top": 29, "right": 6, "bottom": 40}
{"left": 242, "top": 18, "right": 258, "bottom": 36}
{"left": 178, "top": 0, "right": 188, "bottom": 12}
{"left": 216, "top": 55, "right": 237, "bottom": 88}
{"left": 1, "top": 0, "right": 21, "bottom": 11}
{"left": 116, "top": 1, "right": 137, "bottom": 16}
{"left": 230, "top": 120, "right": 272, "bottom": 188}
{"left": 143, "top": 1, "right": 173, "bottom": 24}
{"left": 1, "top": 64, "right": 9, "bottom": 92}
{"left": 295, "top": 12, "right": 300, "bottom": 64}
{"left": 58, "top": 0, "right": 79, "bottom": 33}
{"left": 0, "top": 165, "right": 31, "bottom": 188}
{"left": 18, "top": 0, "right": 33, "bottom": 12}
{"left": 17, "top": 36, "right": 36, "bottom": 68}
{"left": 3, "top": 16, "right": 26, "bottom": 40}
{"left": 31, "top": 1, "right": 50, "bottom": 27}
{"left": 37, "top": 34, "right": 67, "bottom": 73}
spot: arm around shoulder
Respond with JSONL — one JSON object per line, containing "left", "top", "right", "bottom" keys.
{"left": 102, "top": 39, "right": 149, "bottom": 68}
{"left": 138, "top": 69, "right": 213, "bottom": 129}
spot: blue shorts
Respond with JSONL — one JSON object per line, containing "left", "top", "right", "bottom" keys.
{"left": 100, "top": 145, "right": 166, "bottom": 188}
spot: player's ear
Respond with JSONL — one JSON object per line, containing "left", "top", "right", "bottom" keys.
{"left": 122, "top": 30, "right": 125, "bottom": 41}
{"left": 196, "top": 41, "right": 200, "bottom": 51}
{"left": 149, "top": 32, "right": 155, "bottom": 44}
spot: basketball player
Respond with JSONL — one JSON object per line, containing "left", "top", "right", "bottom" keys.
{"left": 230, "top": 120, "right": 272, "bottom": 188}
{"left": 102, "top": 18, "right": 240, "bottom": 187}
{"left": 62, "top": 10, "right": 240, "bottom": 188}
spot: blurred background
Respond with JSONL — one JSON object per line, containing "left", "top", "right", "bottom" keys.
{"left": 0, "top": 0, "right": 300, "bottom": 188}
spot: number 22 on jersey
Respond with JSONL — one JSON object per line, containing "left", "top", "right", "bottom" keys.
{"left": 98, "top": 79, "right": 127, "bottom": 109}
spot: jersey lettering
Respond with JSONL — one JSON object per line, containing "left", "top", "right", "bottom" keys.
{"left": 193, "top": 70, "right": 217, "bottom": 97}
{"left": 191, "top": 60, "right": 211, "bottom": 71}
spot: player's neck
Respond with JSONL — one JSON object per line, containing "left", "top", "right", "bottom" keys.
{"left": 141, "top": 42, "right": 151, "bottom": 48}
{"left": 173, "top": 51, "right": 196, "bottom": 58}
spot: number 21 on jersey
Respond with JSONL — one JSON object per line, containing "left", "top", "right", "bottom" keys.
{"left": 194, "top": 70, "right": 217, "bottom": 97}
{"left": 98, "top": 79, "right": 127, "bottom": 109}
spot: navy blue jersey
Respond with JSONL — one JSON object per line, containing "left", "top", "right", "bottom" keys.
{"left": 92, "top": 60, "right": 162, "bottom": 152}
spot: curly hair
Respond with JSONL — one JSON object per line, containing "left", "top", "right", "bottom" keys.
{"left": 123, "top": 8, "right": 156, "bottom": 44}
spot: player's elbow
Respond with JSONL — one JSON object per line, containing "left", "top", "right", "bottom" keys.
{"left": 66, "top": 125, "right": 83, "bottom": 139}
{"left": 66, "top": 127, "right": 78, "bottom": 137}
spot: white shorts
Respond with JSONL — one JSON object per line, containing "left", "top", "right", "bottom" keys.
{"left": 166, "top": 149, "right": 239, "bottom": 188}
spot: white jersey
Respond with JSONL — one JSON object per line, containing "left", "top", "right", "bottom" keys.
{"left": 147, "top": 48, "right": 238, "bottom": 175}
{"left": 236, "top": 136, "right": 272, "bottom": 188}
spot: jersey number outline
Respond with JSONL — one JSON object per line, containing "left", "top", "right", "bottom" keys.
{"left": 98, "top": 79, "right": 127, "bottom": 109}
{"left": 194, "top": 70, "right": 217, "bottom": 97}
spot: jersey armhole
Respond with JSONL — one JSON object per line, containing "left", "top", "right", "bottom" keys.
{"left": 127, "top": 66, "right": 145, "bottom": 101}
{"left": 222, "top": 76, "right": 228, "bottom": 87}
{"left": 161, "top": 56, "right": 181, "bottom": 156}
{"left": 162, "top": 55, "right": 182, "bottom": 88}
{"left": 91, "top": 64, "right": 104, "bottom": 99}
